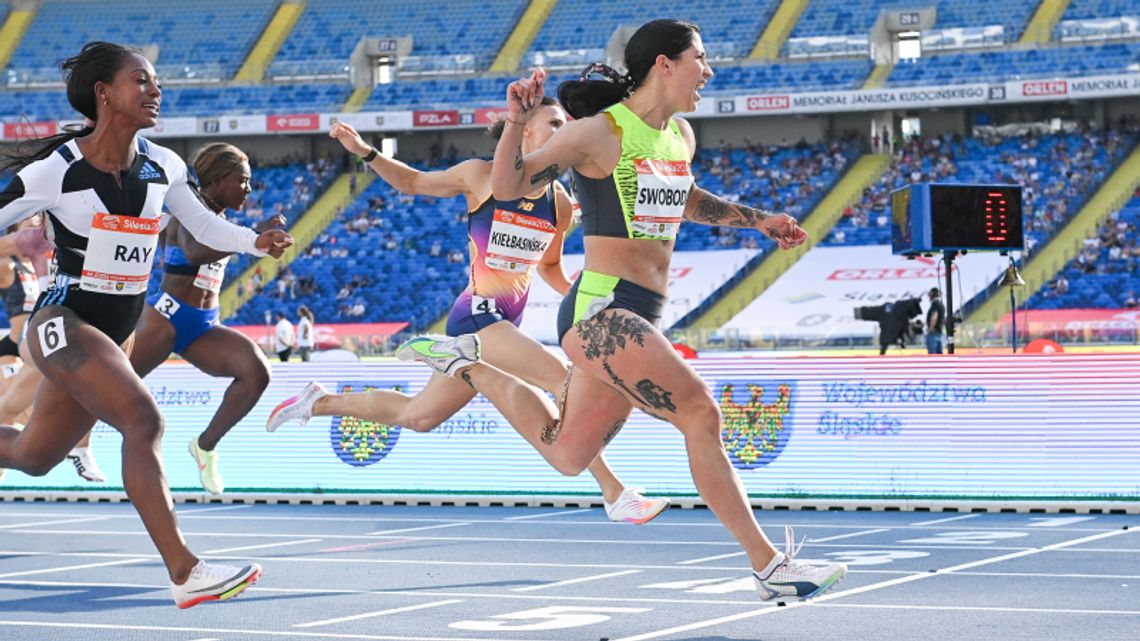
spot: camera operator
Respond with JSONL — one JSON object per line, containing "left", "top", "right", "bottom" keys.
{"left": 926, "top": 288, "right": 945, "bottom": 354}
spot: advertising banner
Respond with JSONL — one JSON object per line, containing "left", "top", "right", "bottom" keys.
{"left": 2, "top": 121, "right": 58, "bottom": 139}
{"left": 323, "top": 110, "right": 414, "bottom": 133}
{"left": 199, "top": 115, "right": 268, "bottom": 136}
{"left": 267, "top": 113, "right": 321, "bottom": 132}
{"left": 144, "top": 117, "right": 198, "bottom": 138}
{"left": 3, "top": 354, "right": 1137, "bottom": 502}
{"left": 1005, "top": 73, "right": 1140, "bottom": 103}
{"left": 724, "top": 245, "right": 1008, "bottom": 340}
{"left": 732, "top": 83, "right": 990, "bottom": 116}
{"left": 413, "top": 110, "right": 460, "bottom": 128}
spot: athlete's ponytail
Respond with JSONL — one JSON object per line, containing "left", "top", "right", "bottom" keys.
{"left": 557, "top": 19, "right": 700, "bottom": 120}
{"left": 488, "top": 95, "right": 559, "bottom": 140}
{"left": 0, "top": 42, "right": 137, "bottom": 173}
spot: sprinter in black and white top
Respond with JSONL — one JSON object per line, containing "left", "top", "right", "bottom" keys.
{"left": 0, "top": 42, "right": 291, "bottom": 609}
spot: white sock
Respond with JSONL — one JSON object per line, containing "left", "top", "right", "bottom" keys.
{"left": 756, "top": 552, "right": 786, "bottom": 580}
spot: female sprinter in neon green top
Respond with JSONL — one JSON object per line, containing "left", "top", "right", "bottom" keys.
{"left": 399, "top": 20, "right": 847, "bottom": 603}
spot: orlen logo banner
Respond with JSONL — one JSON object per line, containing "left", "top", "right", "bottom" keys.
{"left": 414, "top": 110, "right": 459, "bottom": 127}
{"left": 3, "top": 121, "right": 58, "bottom": 140}
{"left": 1016, "top": 79, "right": 1067, "bottom": 98}
{"left": 744, "top": 95, "right": 791, "bottom": 112}
{"left": 725, "top": 245, "right": 1009, "bottom": 340}
{"left": 267, "top": 114, "right": 320, "bottom": 132}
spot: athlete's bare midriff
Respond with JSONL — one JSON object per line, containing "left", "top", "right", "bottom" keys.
{"left": 582, "top": 235, "right": 673, "bottom": 296}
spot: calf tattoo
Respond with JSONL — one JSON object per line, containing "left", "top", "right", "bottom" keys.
{"left": 460, "top": 370, "right": 475, "bottom": 390}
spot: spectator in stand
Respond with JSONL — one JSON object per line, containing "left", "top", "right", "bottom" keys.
{"left": 296, "top": 306, "right": 315, "bottom": 362}
{"left": 274, "top": 312, "right": 295, "bottom": 362}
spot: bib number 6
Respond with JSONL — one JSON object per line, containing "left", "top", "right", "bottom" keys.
{"left": 37, "top": 317, "right": 68, "bottom": 358}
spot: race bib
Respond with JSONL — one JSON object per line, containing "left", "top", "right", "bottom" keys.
{"left": 153, "top": 292, "right": 181, "bottom": 320}
{"left": 18, "top": 269, "right": 39, "bottom": 313}
{"left": 485, "top": 209, "right": 556, "bottom": 273}
{"left": 80, "top": 213, "right": 160, "bottom": 296}
{"left": 471, "top": 295, "right": 498, "bottom": 317}
{"left": 632, "top": 158, "right": 693, "bottom": 240}
{"left": 193, "top": 257, "right": 228, "bottom": 293}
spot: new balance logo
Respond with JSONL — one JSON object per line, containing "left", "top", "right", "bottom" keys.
{"left": 138, "top": 162, "right": 161, "bottom": 181}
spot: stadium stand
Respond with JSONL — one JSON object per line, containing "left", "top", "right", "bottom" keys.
{"left": 1025, "top": 194, "right": 1140, "bottom": 310}
{"left": 822, "top": 126, "right": 1140, "bottom": 250}
{"left": 4, "top": 0, "right": 276, "bottom": 83}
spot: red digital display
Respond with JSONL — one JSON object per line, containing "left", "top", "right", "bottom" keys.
{"left": 929, "top": 185, "right": 1023, "bottom": 251}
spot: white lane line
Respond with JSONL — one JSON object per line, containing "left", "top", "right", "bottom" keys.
{"left": 294, "top": 599, "right": 465, "bottom": 628}
{"left": 179, "top": 505, "right": 252, "bottom": 514}
{"left": 0, "top": 517, "right": 108, "bottom": 530}
{"left": 187, "top": 638, "right": 220, "bottom": 641}
{"left": 819, "top": 603, "right": 1140, "bottom": 616}
{"left": 676, "top": 551, "right": 747, "bottom": 565}
{"left": 0, "top": 558, "right": 148, "bottom": 579}
{"left": 512, "top": 569, "right": 641, "bottom": 592}
{"left": 7, "top": 527, "right": 1048, "bottom": 550}
{"left": 504, "top": 508, "right": 595, "bottom": 521}
{"left": 0, "top": 620, "right": 549, "bottom": 641}
{"left": 810, "top": 528, "right": 891, "bottom": 543}
{"left": 203, "top": 538, "right": 323, "bottom": 555}
{"left": 613, "top": 525, "right": 1139, "bottom": 641}
{"left": 6, "top": 576, "right": 1138, "bottom": 610}
{"left": 0, "top": 510, "right": 1120, "bottom": 532}
{"left": 366, "top": 522, "right": 470, "bottom": 536}
{"left": 910, "top": 513, "right": 981, "bottom": 526}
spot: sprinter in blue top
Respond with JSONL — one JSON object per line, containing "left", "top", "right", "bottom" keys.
{"left": 129, "top": 143, "right": 283, "bottom": 496}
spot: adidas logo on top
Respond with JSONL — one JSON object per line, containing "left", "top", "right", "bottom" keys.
{"left": 138, "top": 162, "right": 161, "bottom": 181}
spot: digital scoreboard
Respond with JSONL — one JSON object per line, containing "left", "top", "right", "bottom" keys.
{"left": 892, "top": 183, "right": 1024, "bottom": 255}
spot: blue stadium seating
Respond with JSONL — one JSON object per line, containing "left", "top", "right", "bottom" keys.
{"left": 790, "top": 0, "right": 1038, "bottom": 40}
{"left": 1060, "top": 0, "right": 1140, "bottom": 20}
{"left": 1025, "top": 196, "right": 1140, "bottom": 311}
{"left": 888, "top": 42, "right": 1140, "bottom": 87}
{"left": 528, "top": 0, "right": 781, "bottom": 62}
{"left": 228, "top": 165, "right": 469, "bottom": 329}
{"left": 272, "top": 0, "right": 527, "bottom": 77}
{"left": 822, "top": 129, "right": 1140, "bottom": 251}
{"left": 4, "top": 0, "right": 276, "bottom": 82}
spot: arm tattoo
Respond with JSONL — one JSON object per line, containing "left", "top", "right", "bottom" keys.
{"left": 530, "top": 164, "right": 560, "bottom": 186}
{"left": 514, "top": 146, "right": 523, "bottom": 172}
{"left": 603, "top": 419, "right": 626, "bottom": 444}
{"left": 541, "top": 419, "right": 562, "bottom": 445}
{"left": 690, "top": 192, "right": 772, "bottom": 228}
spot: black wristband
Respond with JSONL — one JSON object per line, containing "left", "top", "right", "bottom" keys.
{"left": 361, "top": 147, "right": 379, "bottom": 162}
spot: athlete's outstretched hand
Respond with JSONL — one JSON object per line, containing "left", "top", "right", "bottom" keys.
{"left": 255, "top": 229, "right": 294, "bottom": 258}
{"left": 758, "top": 214, "right": 808, "bottom": 250}
{"left": 254, "top": 213, "right": 287, "bottom": 234}
{"left": 329, "top": 122, "right": 370, "bottom": 157}
{"left": 505, "top": 67, "right": 547, "bottom": 122}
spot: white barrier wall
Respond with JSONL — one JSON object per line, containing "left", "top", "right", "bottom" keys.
{"left": 724, "top": 245, "right": 1009, "bottom": 340}
{"left": 3, "top": 354, "right": 1138, "bottom": 503}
